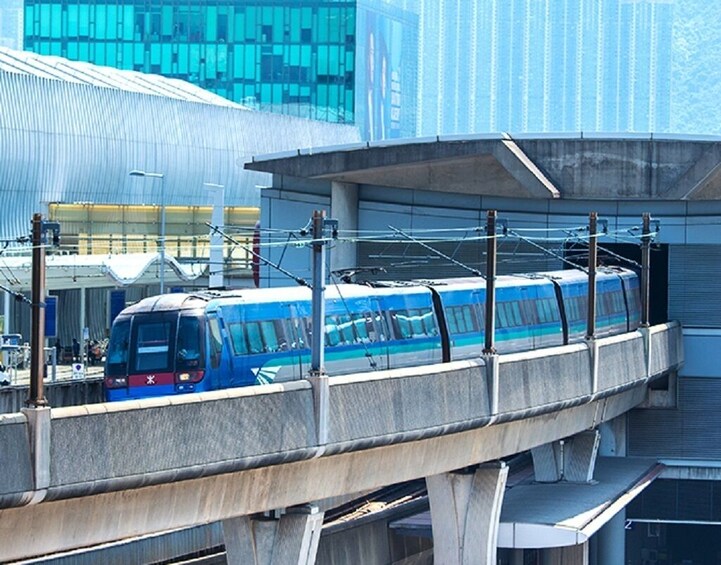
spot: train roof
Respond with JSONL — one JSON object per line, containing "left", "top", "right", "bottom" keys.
{"left": 415, "top": 274, "right": 555, "bottom": 292}
{"left": 535, "top": 266, "right": 635, "bottom": 283}
{"left": 205, "top": 282, "right": 432, "bottom": 308}
{"left": 116, "top": 266, "right": 637, "bottom": 317}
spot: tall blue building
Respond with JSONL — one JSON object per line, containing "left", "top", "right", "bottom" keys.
{"left": 23, "top": 0, "right": 418, "bottom": 140}
{"left": 0, "top": 0, "right": 23, "bottom": 50}
{"left": 417, "top": 0, "right": 673, "bottom": 135}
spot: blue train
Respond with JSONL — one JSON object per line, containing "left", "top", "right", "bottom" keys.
{"left": 103, "top": 267, "right": 641, "bottom": 402}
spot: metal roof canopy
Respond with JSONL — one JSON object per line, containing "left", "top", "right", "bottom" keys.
{"left": 0, "top": 253, "right": 206, "bottom": 292}
{"left": 247, "top": 134, "right": 721, "bottom": 201}
{"left": 0, "top": 46, "right": 248, "bottom": 109}
{"left": 389, "top": 456, "right": 663, "bottom": 549}
{"left": 247, "top": 135, "right": 561, "bottom": 199}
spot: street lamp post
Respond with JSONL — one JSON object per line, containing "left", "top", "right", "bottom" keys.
{"left": 129, "top": 170, "right": 166, "bottom": 294}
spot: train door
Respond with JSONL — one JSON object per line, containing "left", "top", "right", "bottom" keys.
{"left": 206, "top": 311, "right": 233, "bottom": 390}
{"left": 517, "top": 286, "right": 536, "bottom": 350}
{"left": 371, "top": 298, "right": 390, "bottom": 370}
{"left": 286, "top": 303, "right": 307, "bottom": 379}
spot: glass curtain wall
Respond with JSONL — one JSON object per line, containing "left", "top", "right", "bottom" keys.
{"left": 24, "top": 0, "right": 357, "bottom": 124}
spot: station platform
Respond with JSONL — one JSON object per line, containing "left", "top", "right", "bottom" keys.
{"left": 0, "top": 362, "right": 104, "bottom": 387}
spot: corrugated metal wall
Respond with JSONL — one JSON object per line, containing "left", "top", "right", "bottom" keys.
{"left": 356, "top": 239, "right": 561, "bottom": 281}
{"left": 628, "top": 479, "right": 721, "bottom": 522}
{"left": 629, "top": 377, "right": 721, "bottom": 459}
{"left": 669, "top": 245, "right": 721, "bottom": 327}
{"left": 0, "top": 71, "right": 360, "bottom": 241}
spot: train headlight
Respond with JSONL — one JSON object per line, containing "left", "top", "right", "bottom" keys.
{"left": 104, "top": 377, "right": 127, "bottom": 389}
{"left": 175, "top": 370, "right": 205, "bottom": 384}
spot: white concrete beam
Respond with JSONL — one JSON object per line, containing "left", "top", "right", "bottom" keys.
{"left": 223, "top": 505, "right": 324, "bottom": 565}
{"left": 427, "top": 462, "right": 508, "bottom": 565}
{"left": 330, "top": 181, "right": 358, "bottom": 274}
{"left": 543, "top": 541, "right": 589, "bottom": 565}
{"left": 531, "top": 430, "right": 600, "bottom": 483}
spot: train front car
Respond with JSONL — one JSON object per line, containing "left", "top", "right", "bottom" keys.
{"left": 104, "top": 294, "right": 209, "bottom": 401}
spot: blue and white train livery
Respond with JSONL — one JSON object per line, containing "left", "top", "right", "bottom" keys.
{"left": 103, "top": 267, "right": 641, "bottom": 402}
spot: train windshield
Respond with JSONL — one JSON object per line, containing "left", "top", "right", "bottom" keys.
{"left": 132, "top": 314, "right": 175, "bottom": 373}
{"left": 176, "top": 315, "right": 203, "bottom": 371}
{"left": 105, "top": 318, "right": 130, "bottom": 376}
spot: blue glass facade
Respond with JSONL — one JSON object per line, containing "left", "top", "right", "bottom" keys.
{"left": 23, "top": 0, "right": 418, "bottom": 139}
{"left": 418, "top": 0, "right": 673, "bottom": 135}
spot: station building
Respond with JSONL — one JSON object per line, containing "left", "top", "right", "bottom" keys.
{"left": 0, "top": 46, "right": 359, "bottom": 347}
{"left": 247, "top": 134, "right": 721, "bottom": 564}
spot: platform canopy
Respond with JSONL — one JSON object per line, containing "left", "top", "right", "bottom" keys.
{"left": 390, "top": 457, "right": 664, "bottom": 549}
{"left": 0, "top": 252, "right": 206, "bottom": 292}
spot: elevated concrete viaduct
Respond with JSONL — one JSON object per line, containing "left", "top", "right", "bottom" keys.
{"left": 0, "top": 323, "right": 681, "bottom": 562}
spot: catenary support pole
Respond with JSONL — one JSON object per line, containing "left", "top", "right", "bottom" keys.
{"left": 483, "top": 210, "right": 497, "bottom": 354}
{"left": 310, "top": 210, "right": 326, "bottom": 376}
{"left": 640, "top": 212, "right": 651, "bottom": 327}
{"left": 28, "top": 213, "right": 47, "bottom": 407}
{"left": 586, "top": 212, "right": 597, "bottom": 339}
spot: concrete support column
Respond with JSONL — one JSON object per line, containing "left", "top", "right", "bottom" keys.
{"left": 531, "top": 430, "right": 600, "bottom": 483}
{"left": 509, "top": 549, "right": 525, "bottom": 565}
{"left": 222, "top": 504, "right": 324, "bottom": 565}
{"left": 20, "top": 406, "right": 50, "bottom": 504}
{"left": 597, "top": 417, "right": 627, "bottom": 564}
{"left": 79, "top": 286, "right": 86, "bottom": 344}
{"left": 427, "top": 462, "right": 508, "bottom": 565}
{"left": 3, "top": 290, "right": 10, "bottom": 334}
{"left": 542, "top": 542, "right": 588, "bottom": 565}
{"left": 3, "top": 291, "right": 9, "bottom": 367}
{"left": 330, "top": 181, "right": 358, "bottom": 274}
{"left": 595, "top": 509, "right": 625, "bottom": 565}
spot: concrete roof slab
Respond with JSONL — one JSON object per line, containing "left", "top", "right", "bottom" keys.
{"left": 499, "top": 456, "right": 663, "bottom": 548}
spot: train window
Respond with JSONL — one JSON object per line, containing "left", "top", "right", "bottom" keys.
{"left": 260, "top": 321, "right": 283, "bottom": 351}
{"left": 410, "top": 310, "right": 425, "bottom": 335}
{"left": 106, "top": 318, "right": 130, "bottom": 373}
{"left": 537, "top": 299, "right": 559, "bottom": 323}
{"left": 228, "top": 320, "right": 286, "bottom": 355}
{"left": 496, "top": 302, "right": 522, "bottom": 328}
{"left": 325, "top": 317, "right": 342, "bottom": 346}
{"left": 176, "top": 316, "right": 202, "bottom": 370}
{"left": 373, "top": 312, "right": 388, "bottom": 341}
{"left": 287, "top": 317, "right": 307, "bottom": 349}
{"left": 246, "top": 324, "right": 264, "bottom": 354}
{"left": 567, "top": 296, "right": 587, "bottom": 320}
{"left": 598, "top": 293, "right": 608, "bottom": 316}
{"left": 228, "top": 323, "right": 247, "bottom": 354}
{"left": 208, "top": 317, "right": 223, "bottom": 369}
{"left": 353, "top": 313, "right": 372, "bottom": 341}
{"left": 338, "top": 315, "right": 356, "bottom": 343}
{"left": 611, "top": 290, "right": 625, "bottom": 312}
{"left": 323, "top": 313, "right": 375, "bottom": 346}
{"left": 390, "top": 308, "right": 436, "bottom": 339}
{"left": 134, "top": 320, "right": 172, "bottom": 372}
{"left": 496, "top": 304, "right": 508, "bottom": 328}
{"left": 522, "top": 301, "right": 538, "bottom": 325}
{"left": 511, "top": 303, "right": 523, "bottom": 326}
{"left": 447, "top": 306, "right": 479, "bottom": 334}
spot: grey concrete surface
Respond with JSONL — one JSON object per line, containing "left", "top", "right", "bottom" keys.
{"left": 248, "top": 137, "right": 721, "bottom": 201}
{"left": 0, "top": 413, "right": 33, "bottom": 502}
{"left": 0, "top": 323, "right": 682, "bottom": 561}
{"left": 427, "top": 463, "right": 508, "bottom": 565}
